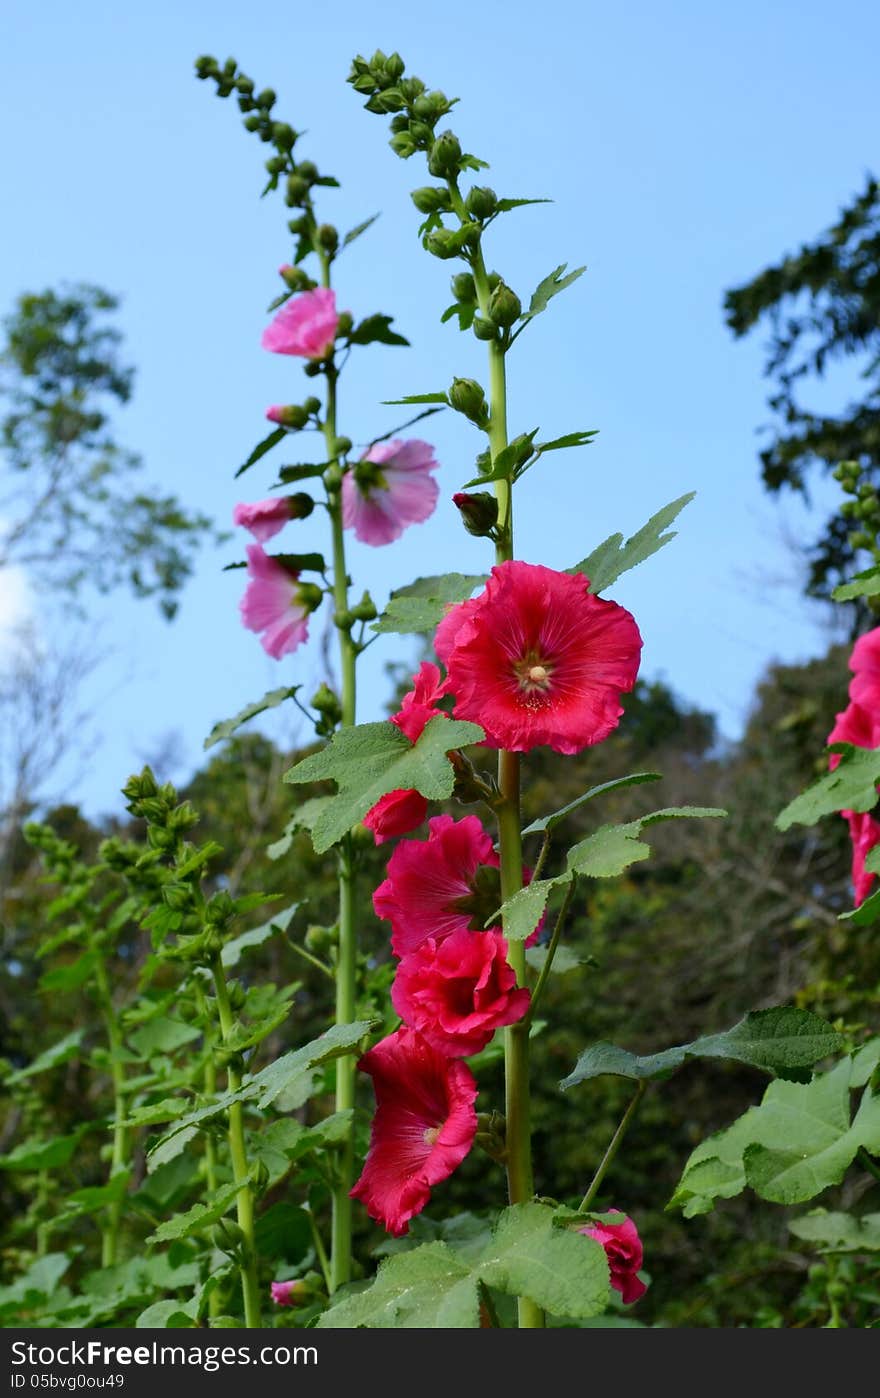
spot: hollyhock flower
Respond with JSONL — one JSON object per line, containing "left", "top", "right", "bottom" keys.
{"left": 350, "top": 1028, "right": 478, "bottom": 1236}
{"left": 362, "top": 663, "right": 446, "bottom": 844}
{"left": 849, "top": 627, "right": 880, "bottom": 706}
{"left": 373, "top": 813, "right": 541, "bottom": 956}
{"left": 341, "top": 439, "right": 439, "bottom": 546}
{"left": 270, "top": 1280, "right": 304, "bottom": 1307}
{"left": 847, "top": 810, "right": 880, "bottom": 905}
{"left": 391, "top": 927, "right": 530, "bottom": 1056}
{"left": 239, "top": 544, "right": 318, "bottom": 659}
{"left": 232, "top": 497, "right": 294, "bottom": 544}
{"left": 579, "top": 1212, "right": 647, "bottom": 1304}
{"left": 438, "top": 561, "right": 642, "bottom": 755}
{"left": 827, "top": 699, "right": 880, "bottom": 905}
{"left": 262, "top": 287, "right": 339, "bottom": 359}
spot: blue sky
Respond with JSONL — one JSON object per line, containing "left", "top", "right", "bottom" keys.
{"left": 2, "top": 0, "right": 877, "bottom": 819}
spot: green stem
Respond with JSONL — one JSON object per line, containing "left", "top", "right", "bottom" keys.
{"left": 319, "top": 270, "right": 359, "bottom": 1294}
{"left": 453, "top": 191, "right": 541, "bottom": 1327}
{"left": 202, "top": 1050, "right": 222, "bottom": 1319}
{"left": 210, "top": 957, "right": 262, "bottom": 1328}
{"left": 35, "top": 1172, "right": 50, "bottom": 1258}
{"left": 307, "top": 1207, "right": 333, "bottom": 1296}
{"left": 94, "top": 951, "right": 128, "bottom": 1269}
{"left": 526, "top": 877, "right": 577, "bottom": 1025}
{"left": 579, "top": 1081, "right": 648, "bottom": 1213}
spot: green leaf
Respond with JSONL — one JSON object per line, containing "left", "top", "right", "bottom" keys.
{"left": 526, "top": 944, "right": 584, "bottom": 975}
{"left": 148, "top": 1179, "right": 242, "bottom": 1243}
{"left": 372, "top": 572, "right": 486, "bottom": 635}
{"left": 522, "top": 773, "right": 662, "bottom": 835}
{"left": 285, "top": 715, "right": 484, "bottom": 853}
{"left": 0, "top": 1131, "right": 83, "bottom": 1171}
{"left": 571, "top": 492, "right": 696, "bottom": 593}
{"left": 381, "top": 392, "right": 449, "bottom": 405}
{"left": 274, "top": 462, "right": 328, "bottom": 485}
{"left": 6, "top": 1029, "right": 83, "bottom": 1083}
{"left": 832, "top": 566, "right": 880, "bottom": 602}
{"left": 776, "top": 743, "right": 880, "bottom": 830}
{"left": 267, "top": 799, "right": 333, "bottom": 860}
{"left": 522, "top": 263, "right": 587, "bottom": 321}
{"left": 204, "top": 687, "right": 301, "bottom": 750}
{"left": 318, "top": 1203, "right": 609, "bottom": 1327}
{"left": 500, "top": 878, "right": 557, "bottom": 943}
{"left": 136, "top": 1299, "right": 198, "bottom": 1328}
{"left": 348, "top": 314, "right": 409, "bottom": 348}
{"left": 565, "top": 807, "right": 726, "bottom": 878}
{"left": 146, "top": 1125, "right": 200, "bottom": 1173}
{"left": 851, "top": 1038, "right": 880, "bottom": 1088}
{"left": 788, "top": 1209, "right": 880, "bottom": 1251}
{"left": 494, "top": 197, "right": 552, "bottom": 214}
{"left": 220, "top": 903, "right": 300, "bottom": 967}
{"left": 235, "top": 426, "right": 286, "bottom": 478}
{"left": 562, "top": 1008, "right": 842, "bottom": 1089}
{"left": 535, "top": 430, "right": 599, "bottom": 454}
{"left": 128, "top": 1017, "right": 201, "bottom": 1057}
{"left": 223, "top": 551, "right": 325, "bottom": 575}
{"left": 121, "top": 1097, "right": 189, "bottom": 1128}
{"left": 671, "top": 1058, "right": 880, "bottom": 1214}
{"left": 343, "top": 213, "right": 380, "bottom": 247}
{"left": 38, "top": 950, "right": 98, "bottom": 993}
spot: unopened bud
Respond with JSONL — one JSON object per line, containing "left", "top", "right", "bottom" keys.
{"left": 427, "top": 131, "right": 462, "bottom": 178}
{"left": 385, "top": 52, "right": 405, "bottom": 79}
{"left": 265, "top": 155, "right": 286, "bottom": 175}
{"left": 297, "top": 160, "right": 318, "bottom": 182}
{"left": 351, "top": 590, "right": 378, "bottom": 621}
{"left": 466, "top": 186, "right": 498, "bottom": 220}
{"left": 453, "top": 491, "right": 499, "bottom": 537}
{"left": 305, "top": 923, "right": 337, "bottom": 954}
{"left": 212, "top": 1219, "right": 246, "bottom": 1256}
{"left": 425, "top": 228, "right": 467, "bottom": 261}
{"left": 449, "top": 378, "right": 488, "bottom": 426}
{"left": 311, "top": 684, "right": 342, "bottom": 719}
{"left": 451, "top": 272, "right": 476, "bottom": 302}
{"left": 287, "top": 492, "right": 314, "bottom": 520}
{"left": 243, "top": 114, "right": 262, "bottom": 132}
{"left": 317, "top": 224, "right": 339, "bottom": 254}
{"left": 472, "top": 315, "right": 498, "bottom": 341}
{"left": 297, "top": 582, "right": 325, "bottom": 613}
{"left": 267, "top": 402, "right": 308, "bottom": 429}
{"left": 303, "top": 396, "right": 321, "bottom": 415}
{"left": 256, "top": 88, "right": 276, "bottom": 109}
{"left": 333, "top": 436, "right": 353, "bottom": 457}
{"left": 336, "top": 311, "right": 354, "bottom": 337}
{"left": 487, "top": 280, "right": 522, "bottom": 328}
{"left": 285, "top": 173, "right": 309, "bottom": 205}
{"left": 272, "top": 122, "right": 296, "bottom": 150}
{"left": 411, "top": 186, "right": 452, "bottom": 215}
{"left": 389, "top": 131, "right": 417, "bottom": 159}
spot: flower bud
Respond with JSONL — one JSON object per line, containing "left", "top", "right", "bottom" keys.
{"left": 399, "top": 77, "right": 426, "bottom": 102}
{"left": 303, "top": 396, "right": 321, "bottom": 415}
{"left": 265, "top": 155, "right": 286, "bottom": 175}
{"left": 323, "top": 463, "right": 342, "bottom": 491}
{"left": 303, "top": 360, "right": 323, "bottom": 377}
{"left": 194, "top": 55, "right": 218, "bottom": 79}
{"left": 212, "top": 1219, "right": 246, "bottom": 1256}
{"left": 317, "top": 224, "right": 339, "bottom": 254}
{"left": 385, "top": 52, "right": 405, "bottom": 79}
{"left": 427, "top": 131, "right": 462, "bottom": 178}
{"left": 252, "top": 1159, "right": 271, "bottom": 1196}
{"left": 411, "top": 186, "right": 452, "bottom": 215}
{"left": 238, "top": 96, "right": 255, "bottom": 113}
{"left": 236, "top": 75, "right": 254, "bottom": 94}
{"left": 285, "top": 173, "right": 309, "bottom": 205}
{"left": 311, "top": 684, "right": 342, "bottom": 719}
{"left": 453, "top": 491, "right": 499, "bottom": 536}
{"left": 449, "top": 377, "right": 488, "bottom": 426}
{"left": 451, "top": 272, "right": 476, "bottom": 302}
{"left": 333, "top": 436, "right": 353, "bottom": 457}
{"left": 466, "top": 186, "right": 498, "bottom": 220}
{"left": 336, "top": 312, "right": 353, "bottom": 338}
{"left": 297, "top": 582, "right": 325, "bottom": 613}
{"left": 267, "top": 403, "right": 308, "bottom": 429}
{"left": 351, "top": 590, "right": 378, "bottom": 621}
{"left": 227, "top": 980, "right": 246, "bottom": 1011}
{"left": 850, "top": 530, "right": 872, "bottom": 549}
{"left": 409, "top": 120, "right": 435, "bottom": 147}
{"left": 297, "top": 160, "right": 318, "bottom": 182}
{"left": 425, "top": 227, "right": 475, "bottom": 260}
{"left": 472, "top": 315, "right": 499, "bottom": 341}
{"left": 366, "top": 88, "right": 405, "bottom": 115}
{"left": 162, "top": 882, "right": 191, "bottom": 912}
{"left": 305, "top": 923, "right": 337, "bottom": 954}
{"left": 389, "top": 114, "right": 410, "bottom": 134}
{"left": 389, "top": 132, "right": 417, "bottom": 159}
{"left": 272, "top": 121, "right": 296, "bottom": 150}
{"left": 287, "top": 492, "right": 315, "bottom": 520}
{"left": 256, "top": 88, "right": 276, "bottom": 109}
{"left": 243, "top": 114, "right": 262, "bottom": 132}
{"left": 487, "top": 280, "right": 522, "bottom": 328}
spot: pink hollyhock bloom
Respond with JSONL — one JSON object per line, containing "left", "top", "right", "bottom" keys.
{"left": 847, "top": 810, "right": 880, "bottom": 905}
{"left": 341, "top": 439, "right": 439, "bottom": 546}
{"left": 239, "top": 544, "right": 314, "bottom": 660}
{"left": 233, "top": 497, "right": 293, "bottom": 544}
{"left": 270, "top": 1280, "right": 304, "bottom": 1307}
{"left": 849, "top": 627, "right": 880, "bottom": 706}
{"left": 373, "top": 813, "right": 541, "bottom": 956}
{"left": 392, "top": 927, "right": 530, "bottom": 1056}
{"left": 350, "top": 1028, "right": 478, "bottom": 1236}
{"left": 262, "top": 287, "right": 339, "bottom": 359}
{"left": 438, "top": 561, "right": 642, "bottom": 755}
{"left": 362, "top": 663, "right": 445, "bottom": 845}
{"left": 827, "top": 699, "right": 880, "bottom": 905}
{"left": 363, "top": 789, "right": 429, "bottom": 845}
{"left": 579, "top": 1212, "right": 647, "bottom": 1304}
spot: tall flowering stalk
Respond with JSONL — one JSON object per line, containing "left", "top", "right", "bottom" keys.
{"left": 196, "top": 55, "right": 440, "bottom": 1292}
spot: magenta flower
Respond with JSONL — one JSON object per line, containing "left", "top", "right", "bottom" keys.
{"left": 849, "top": 627, "right": 880, "bottom": 706}
{"left": 579, "top": 1212, "right": 647, "bottom": 1304}
{"left": 439, "top": 561, "right": 642, "bottom": 755}
{"left": 233, "top": 498, "right": 293, "bottom": 544}
{"left": 350, "top": 1028, "right": 478, "bottom": 1236}
{"left": 270, "top": 1280, "right": 304, "bottom": 1307}
{"left": 262, "top": 287, "right": 339, "bottom": 359}
{"left": 828, "top": 696, "right": 880, "bottom": 905}
{"left": 341, "top": 439, "right": 440, "bottom": 546}
{"left": 239, "top": 543, "right": 316, "bottom": 659}
{"left": 362, "top": 664, "right": 445, "bottom": 845}
{"left": 392, "top": 927, "right": 530, "bottom": 1057}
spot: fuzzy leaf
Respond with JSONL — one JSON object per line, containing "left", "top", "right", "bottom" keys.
{"left": 235, "top": 427, "right": 286, "bottom": 478}
{"left": 565, "top": 807, "right": 726, "bottom": 878}
{"left": 285, "top": 715, "right": 484, "bottom": 852}
{"left": 500, "top": 878, "right": 557, "bottom": 943}
{"left": 522, "top": 264, "right": 586, "bottom": 321}
{"left": 372, "top": 573, "right": 486, "bottom": 635}
{"left": 525, "top": 944, "right": 584, "bottom": 975}
{"left": 204, "top": 687, "right": 300, "bottom": 750}
{"left": 776, "top": 743, "right": 880, "bottom": 830}
{"left": 318, "top": 1242, "right": 477, "bottom": 1328}
{"left": 788, "top": 1210, "right": 880, "bottom": 1251}
{"left": 522, "top": 773, "right": 662, "bottom": 836}
{"left": 851, "top": 1038, "right": 880, "bottom": 1088}
{"left": 571, "top": 492, "right": 696, "bottom": 594}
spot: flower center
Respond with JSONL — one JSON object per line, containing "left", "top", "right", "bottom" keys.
{"left": 514, "top": 652, "right": 554, "bottom": 694}
{"left": 423, "top": 1126, "right": 441, "bottom": 1146}
{"left": 449, "top": 863, "right": 503, "bottom": 932}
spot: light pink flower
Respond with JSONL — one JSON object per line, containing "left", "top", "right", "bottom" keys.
{"left": 262, "top": 287, "right": 339, "bottom": 359}
{"left": 579, "top": 1212, "right": 647, "bottom": 1304}
{"left": 239, "top": 543, "right": 314, "bottom": 659}
{"left": 233, "top": 497, "right": 293, "bottom": 544}
{"left": 350, "top": 1028, "right": 478, "bottom": 1236}
{"left": 392, "top": 927, "right": 530, "bottom": 1057}
{"left": 341, "top": 439, "right": 439, "bottom": 546}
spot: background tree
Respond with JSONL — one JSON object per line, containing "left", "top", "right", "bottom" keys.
{"left": 0, "top": 284, "right": 221, "bottom": 617}
{"left": 725, "top": 176, "right": 880, "bottom": 600}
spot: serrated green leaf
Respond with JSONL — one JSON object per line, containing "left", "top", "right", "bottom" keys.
{"left": 343, "top": 213, "right": 380, "bottom": 247}
{"left": 0, "top": 1131, "right": 83, "bottom": 1172}
{"left": 319, "top": 1242, "right": 477, "bottom": 1328}
{"left": 273, "top": 463, "right": 328, "bottom": 486}
{"left": 566, "top": 807, "right": 726, "bottom": 878}
{"left": 526, "top": 944, "right": 584, "bottom": 975}
{"left": 381, "top": 392, "right": 449, "bottom": 405}
{"left": 147, "top": 1125, "right": 200, "bottom": 1173}
{"left": 267, "top": 799, "right": 333, "bottom": 860}
{"left": 522, "top": 263, "right": 586, "bottom": 321}
{"left": 148, "top": 1178, "right": 242, "bottom": 1243}
{"left": 788, "top": 1209, "right": 880, "bottom": 1251}
{"left": 535, "top": 430, "right": 599, "bottom": 454}
{"left": 220, "top": 904, "right": 300, "bottom": 968}
{"left": 571, "top": 492, "right": 696, "bottom": 594}
{"left": 129, "top": 1017, "right": 201, "bottom": 1057}
{"left": 776, "top": 743, "right": 880, "bottom": 830}
{"left": 832, "top": 566, "right": 880, "bottom": 602}
{"left": 235, "top": 427, "right": 286, "bottom": 478}
{"left": 372, "top": 572, "right": 486, "bottom": 635}
{"left": 494, "top": 197, "right": 552, "bottom": 214}
{"left": 285, "top": 715, "right": 484, "bottom": 852}
{"left": 6, "top": 1029, "right": 84, "bottom": 1084}
{"left": 500, "top": 878, "right": 557, "bottom": 943}
{"left": 348, "top": 313, "right": 409, "bottom": 348}
{"left": 562, "top": 1008, "right": 841, "bottom": 1090}
{"left": 38, "top": 950, "right": 98, "bottom": 993}
{"left": 121, "top": 1098, "right": 189, "bottom": 1128}
{"left": 136, "top": 1299, "right": 198, "bottom": 1328}
{"left": 851, "top": 1038, "right": 880, "bottom": 1088}
{"left": 204, "top": 688, "right": 301, "bottom": 750}
{"left": 522, "top": 773, "right": 662, "bottom": 836}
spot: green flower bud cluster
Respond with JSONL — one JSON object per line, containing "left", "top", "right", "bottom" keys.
{"left": 311, "top": 682, "right": 342, "bottom": 736}
{"left": 834, "top": 460, "right": 880, "bottom": 556}
{"left": 348, "top": 53, "right": 465, "bottom": 181}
